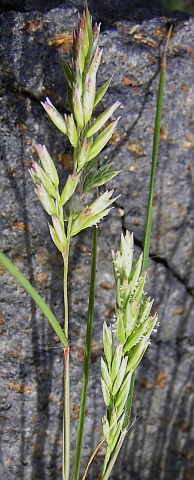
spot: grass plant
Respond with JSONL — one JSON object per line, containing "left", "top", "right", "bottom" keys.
{"left": 0, "top": 4, "right": 172, "bottom": 479}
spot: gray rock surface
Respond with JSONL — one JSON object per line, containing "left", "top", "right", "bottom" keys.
{"left": 0, "top": 1, "right": 194, "bottom": 480}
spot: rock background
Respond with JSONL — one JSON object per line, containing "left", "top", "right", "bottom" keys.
{"left": 0, "top": 1, "right": 194, "bottom": 479}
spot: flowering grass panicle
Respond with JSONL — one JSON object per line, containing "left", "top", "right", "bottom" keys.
{"left": 101, "top": 231, "right": 158, "bottom": 474}
{"left": 29, "top": 4, "right": 121, "bottom": 250}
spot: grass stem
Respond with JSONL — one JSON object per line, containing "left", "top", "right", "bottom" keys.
{"left": 143, "top": 25, "right": 173, "bottom": 271}
{"left": 62, "top": 240, "right": 71, "bottom": 480}
{"left": 72, "top": 226, "right": 97, "bottom": 480}
{"left": 100, "top": 430, "right": 127, "bottom": 480}
{"left": 63, "top": 344, "right": 70, "bottom": 480}
{"left": 121, "top": 28, "right": 172, "bottom": 443}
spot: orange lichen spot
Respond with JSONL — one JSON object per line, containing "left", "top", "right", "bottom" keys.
{"left": 58, "top": 153, "right": 74, "bottom": 171}
{"left": 71, "top": 404, "right": 80, "bottom": 419}
{"left": 118, "top": 207, "right": 125, "bottom": 217}
{"left": 186, "top": 47, "right": 194, "bottom": 58}
{"left": 12, "top": 220, "right": 28, "bottom": 232}
{"left": 139, "top": 377, "right": 154, "bottom": 390}
{"left": 35, "top": 247, "right": 48, "bottom": 266}
{"left": 99, "top": 281, "right": 114, "bottom": 290}
{"left": 48, "top": 32, "right": 72, "bottom": 53}
{"left": 103, "top": 303, "right": 115, "bottom": 319}
{"left": 183, "top": 133, "right": 194, "bottom": 149}
{"left": 10, "top": 350, "right": 19, "bottom": 358}
{"left": 133, "top": 218, "right": 141, "bottom": 226}
{"left": 133, "top": 33, "right": 158, "bottom": 49}
{"left": 177, "top": 420, "right": 191, "bottom": 433}
{"left": 108, "top": 129, "right": 121, "bottom": 146}
{"left": 147, "top": 54, "right": 158, "bottom": 64}
{"left": 126, "top": 142, "right": 146, "bottom": 156}
{"left": 77, "top": 346, "right": 84, "bottom": 361}
{"left": 181, "top": 83, "right": 189, "bottom": 92}
{"left": 71, "top": 326, "right": 80, "bottom": 338}
{"left": 0, "top": 313, "right": 5, "bottom": 325}
{"left": 0, "top": 328, "right": 7, "bottom": 335}
{"left": 17, "top": 123, "right": 27, "bottom": 135}
{"left": 155, "top": 370, "right": 168, "bottom": 388}
{"left": 53, "top": 336, "right": 60, "bottom": 344}
{"left": 20, "top": 20, "right": 42, "bottom": 34}
{"left": 154, "top": 27, "right": 165, "bottom": 38}
{"left": 91, "top": 340, "right": 103, "bottom": 362}
{"left": 10, "top": 381, "right": 32, "bottom": 394}
{"left": 186, "top": 385, "right": 194, "bottom": 394}
{"left": 122, "top": 76, "right": 140, "bottom": 87}
{"left": 34, "top": 272, "right": 48, "bottom": 285}
{"left": 172, "top": 307, "right": 184, "bottom": 316}
{"left": 75, "top": 242, "right": 87, "bottom": 253}
{"left": 160, "top": 127, "right": 168, "bottom": 141}
{"left": 0, "top": 264, "right": 5, "bottom": 275}
{"left": 129, "top": 165, "right": 137, "bottom": 172}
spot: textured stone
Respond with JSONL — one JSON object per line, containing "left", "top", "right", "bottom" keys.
{"left": 0, "top": 1, "right": 194, "bottom": 480}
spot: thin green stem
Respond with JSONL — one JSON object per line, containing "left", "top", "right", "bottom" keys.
{"left": 143, "top": 45, "right": 168, "bottom": 272}
{"left": 121, "top": 35, "right": 170, "bottom": 445}
{"left": 62, "top": 239, "right": 71, "bottom": 480}
{"left": 63, "top": 240, "right": 70, "bottom": 338}
{"left": 72, "top": 226, "right": 97, "bottom": 480}
{"left": 63, "top": 344, "right": 70, "bottom": 480}
{"left": 62, "top": 191, "right": 77, "bottom": 480}
{"left": 0, "top": 250, "right": 68, "bottom": 347}
{"left": 100, "top": 430, "right": 127, "bottom": 480}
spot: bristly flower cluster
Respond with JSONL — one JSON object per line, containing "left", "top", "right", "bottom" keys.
{"left": 29, "top": 3, "right": 121, "bottom": 252}
{"left": 101, "top": 231, "right": 158, "bottom": 474}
